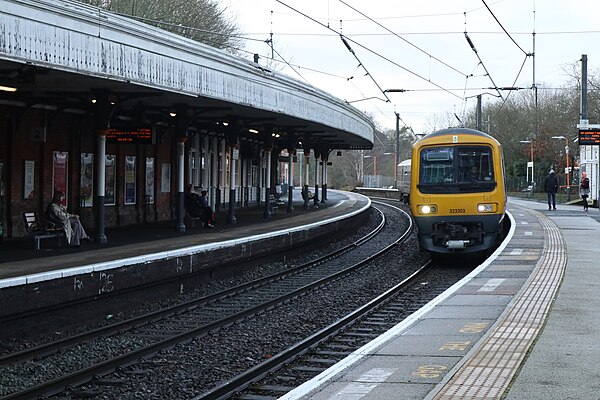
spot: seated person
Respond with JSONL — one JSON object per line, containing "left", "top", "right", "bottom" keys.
{"left": 46, "top": 191, "right": 91, "bottom": 246}
{"left": 184, "top": 185, "right": 214, "bottom": 228}
{"left": 199, "top": 190, "right": 215, "bottom": 227}
{"left": 461, "top": 165, "right": 479, "bottom": 182}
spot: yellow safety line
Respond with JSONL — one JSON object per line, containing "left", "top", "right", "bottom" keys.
{"left": 433, "top": 210, "right": 566, "bottom": 399}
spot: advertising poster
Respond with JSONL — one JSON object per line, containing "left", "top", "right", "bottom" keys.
{"left": 80, "top": 153, "right": 94, "bottom": 207}
{"left": 145, "top": 157, "right": 155, "bottom": 204}
{"left": 105, "top": 155, "right": 116, "bottom": 205}
{"left": 24, "top": 160, "right": 35, "bottom": 199}
{"left": 161, "top": 163, "right": 171, "bottom": 193}
{"left": 52, "top": 151, "right": 68, "bottom": 206}
{"left": 124, "top": 156, "right": 136, "bottom": 205}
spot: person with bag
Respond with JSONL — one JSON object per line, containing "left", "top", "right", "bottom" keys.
{"left": 580, "top": 172, "right": 590, "bottom": 211}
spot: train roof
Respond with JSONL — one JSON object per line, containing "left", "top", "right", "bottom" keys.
{"left": 415, "top": 127, "right": 499, "bottom": 145}
{"left": 397, "top": 159, "right": 411, "bottom": 167}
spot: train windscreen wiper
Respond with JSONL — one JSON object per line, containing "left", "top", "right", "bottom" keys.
{"left": 433, "top": 167, "right": 455, "bottom": 187}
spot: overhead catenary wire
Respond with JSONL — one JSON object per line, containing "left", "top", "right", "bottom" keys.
{"left": 276, "top": 0, "right": 463, "bottom": 102}
{"left": 464, "top": 30, "right": 504, "bottom": 101}
{"left": 481, "top": 0, "right": 530, "bottom": 56}
{"left": 496, "top": 55, "right": 529, "bottom": 113}
{"left": 270, "top": 45, "right": 310, "bottom": 84}
{"left": 339, "top": 35, "right": 391, "bottom": 103}
{"left": 338, "top": 0, "right": 469, "bottom": 79}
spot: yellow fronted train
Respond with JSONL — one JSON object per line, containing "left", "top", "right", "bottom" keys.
{"left": 409, "top": 128, "right": 506, "bottom": 255}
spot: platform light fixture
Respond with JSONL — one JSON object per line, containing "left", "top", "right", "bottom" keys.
{"left": 0, "top": 85, "right": 17, "bottom": 92}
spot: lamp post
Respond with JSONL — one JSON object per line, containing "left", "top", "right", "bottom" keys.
{"left": 519, "top": 140, "right": 534, "bottom": 190}
{"left": 552, "top": 135, "right": 570, "bottom": 201}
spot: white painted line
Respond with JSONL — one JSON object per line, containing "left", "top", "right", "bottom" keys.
{"left": 524, "top": 231, "right": 533, "bottom": 236}
{"left": 520, "top": 221, "right": 529, "bottom": 225}
{"left": 0, "top": 192, "right": 371, "bottom": 289}
{"left": 332, "top": 368, "right": 396, "bottom": 399}
{"left": 477, "top": 278, "right": 506, "bottom": 292}
{"left": 280, "top": 211, "right": 518, "bottom": 400}
{"left": 510, "top": 249, "right": 523, "bottom": 256}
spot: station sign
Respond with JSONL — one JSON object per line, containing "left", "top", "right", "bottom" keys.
{"left": 579, "top": 129, "right": 600, "bottom": 145}
{"left": 107, "top": 127, "right": 154, "bottom": 144}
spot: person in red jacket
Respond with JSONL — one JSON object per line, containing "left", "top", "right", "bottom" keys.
{"left": 580, "top": 171, "right": 590, "bottom": 211}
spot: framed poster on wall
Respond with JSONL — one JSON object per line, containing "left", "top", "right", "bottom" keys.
{"left": 80, "top": 153, "right": 94, "bottom": 207}
{"left": 145, "top": 157, "right": 155, "bottom": 204}
{"left": 105, "top": 155, "right": 116, "bottom": 206}
{"left": 52, "top": 151, "right": 68, "bottom": 206}
{"left": 24, "top": 160, "right": 35, "bottom": 199}
{"left": 161, "top": 163, "right": 171, "bottom": 193}
{"left": 124, "top": 156, "right": 136, "bottom": 205}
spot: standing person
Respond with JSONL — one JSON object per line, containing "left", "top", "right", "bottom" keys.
{"left": 46, "top": 191, "right": 91, "bottom": 246}
{"left": 580, "top": 171, "right": 590, "bottom": 211}
{"left": 184, "top": 184, "right": 203, "bottom": 219}
{"left": 544, "top": 169, "right": 559, "bottom": 211}
{"left": 199, "top": 190, "right": 215, "bottom": 228}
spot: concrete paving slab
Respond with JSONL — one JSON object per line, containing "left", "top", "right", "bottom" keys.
{"left": 443, "top": 294, "right": 512, "bottom": 307}
{"left": 424, "top": 305, "right": 507, "bottom": 320}
{"left": 307, "top": 380, "right": 434, "bottom": 400}
{"left": 335, "top": 355, "right": 463, "bottom": 385}
{"left": 375, "top": 334, "right": 479, "bottom": 357}
{"left": 404, "top": 318, "right": 492, "bottom": 336}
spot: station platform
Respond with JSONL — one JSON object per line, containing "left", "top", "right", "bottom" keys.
{"left": 281, "top": 197, "right": 600, "bottom": 400}
{"left": 0, "top": 189, "right": 370, "bottom": 317}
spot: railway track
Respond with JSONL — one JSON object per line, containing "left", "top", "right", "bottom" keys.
{"left": 228, "top": 262, "right": 467, "bottom": 400}
{"left": 0, "top": 201, "right": 412, "bottom": 400}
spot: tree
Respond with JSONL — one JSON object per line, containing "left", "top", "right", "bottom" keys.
{"left": 76, "top": 0, "right": 243, "bottom": 52}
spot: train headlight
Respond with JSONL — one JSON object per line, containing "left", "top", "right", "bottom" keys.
{"left": 477, "top": 203, "right": 497, "bottom": 213}
{"left": 419, "top": 204, "right": 437, "bottom": 214}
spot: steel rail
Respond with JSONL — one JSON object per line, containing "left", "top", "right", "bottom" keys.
{"left": 195, "top": 206, "right": 420, "bottom": 400}
{"left": 1, "top": 205, "right": 404, "bottom": 400}
{"left": 0, "top": 210, "right": 385, "bottom": 367}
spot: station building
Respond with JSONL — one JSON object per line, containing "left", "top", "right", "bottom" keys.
{"left": 0, "top": 0, "right": 374, "bottom": 243}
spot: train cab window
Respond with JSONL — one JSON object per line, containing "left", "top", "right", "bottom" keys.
{"left": 420, "top": 147, "right": 454, "bottom": 185}
{"left": 419, "top": 145, "right": 495, "bottom": 193}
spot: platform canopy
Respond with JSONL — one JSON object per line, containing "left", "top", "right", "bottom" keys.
{"left": 0, "top": 0, "right": 374, "bottom": 150}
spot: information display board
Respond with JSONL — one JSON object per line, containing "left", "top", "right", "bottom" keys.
{"left": 107, "top": 127, "right": 154, "bottom": 144}
{"left": 579, "top": 129, "right": 600, "bottom": 145}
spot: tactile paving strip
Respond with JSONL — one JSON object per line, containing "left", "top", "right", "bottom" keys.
{"left": 432, "top": 211, "right": 566, "bottom": 399}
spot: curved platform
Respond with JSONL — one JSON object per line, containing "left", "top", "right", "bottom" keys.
{"left": 0, "top": 190, "right": 370, "bottom": 317}
{"left": 282, "top": 197, "right": 597, "bottom": 400}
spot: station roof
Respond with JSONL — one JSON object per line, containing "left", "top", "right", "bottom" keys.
{"left": 0, "top": 0, "right": 374, "bottom": 151}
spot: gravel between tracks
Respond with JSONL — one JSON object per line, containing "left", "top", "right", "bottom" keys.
{"left": 1, "top": 203, "right": 428, "bottom": 399}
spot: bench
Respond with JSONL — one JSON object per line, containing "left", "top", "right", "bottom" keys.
{"left": 301, "top": 188, "right": 316, "bottom": 209}
{"left": 23, "top": 212, "right": 66, "bottom": 250}
{"left": 268, "top": 195, "right": 279, "bottom": 214}
{"left": 185, "top": 213, "right": 203, "bottom": 229}
{"left": 185, "top": 207, "right": 214, "bottom": 228}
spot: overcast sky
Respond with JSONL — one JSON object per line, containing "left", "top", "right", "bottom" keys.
{"left": 220, "top": 0, "right": 599, "bottom": 134}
